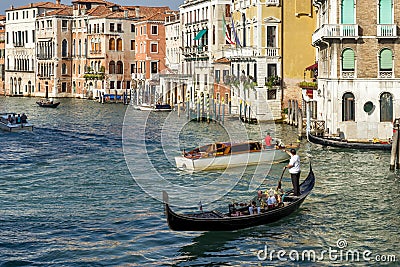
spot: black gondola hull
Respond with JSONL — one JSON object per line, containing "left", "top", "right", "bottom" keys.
{"left": 308, "top": 133, "right": 391, "bottom": 150}
{"left": 164, "top": 166, "right": 315, "bottom": 231}
{"left": 36, "top": 101, "right": 61, "bottom": 108}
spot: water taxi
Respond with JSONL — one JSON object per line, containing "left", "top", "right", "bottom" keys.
{"left": 0, "top": 113, "right": 33, "bottom": 132}
{"left": 175, "top": 141, "right": 291, "bottom": 171}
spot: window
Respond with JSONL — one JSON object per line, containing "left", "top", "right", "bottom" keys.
{"left": 131, "top": 40, "right": 135, "bottom": 50}
{"left": 380, "top": 92, "right": 393, "bottom": 122}
{"left": 117, "top": 24, "right": 122, "bottom": 32}
{"left": 379, "top": 48, "right": 392, "bottom": 71}
{"left": 151, "top": 62, "right": 158, "bottom": 73}
{"left": 110, "top": 23, "right": 115, "bottom": 32}
{"left": 342, "top": 92, "right": 355, "bottom": 121}
{"left": 62, "top": 82, "right": 67, "bottom": 92}
{"left": 150, "top": 43, "right": 158, "bottom": 53}
{"left": 151, "top": 25, "right": 158, "bottom": 35}
{"left": 110, "top": 81, "right": 115, "bottom": 89}
{"left": 62, "top": 39, "right": 67, "bottom": 57}
{"left": 131, "top": 24, "right": 135, "bottom": 32}
{"left": 62, "top": 20, "right": 68, "bottom": 30}
{"left": 109, "top": 61, "right": 115, "bottom": 74}
{"left": 267, "top": 64, "right": 277, "bottom": 77}
{"left": 215, "top": 70, "right": 220, "bottom": 83}
{"left": 342, "top": 48, "right": 355, "bottom": 70}
{"left": 116, "top": 38, "right": 122, "bottom": 51}
{"left": 32, "top": 30, "right": 35, "bottom": 43}
{"left": 131, "top": 63, "right": 136, "bottom": 73}
{"left": 116, "top": 61, "right": 123, "bottom": 74}
{"left": 266, "top": 26, "right": 276, "bottom": 47}
{"left": 341, "top": 0, "right": 354, "bottom": 24}
{"left": 62, "top": 63, "right": 67, "bottom": 74}
{"left": 109, "top": 39, "right": 115, "bottom": 50}
{"left": 117, "top": 81, "right": 121, "bottom": 89}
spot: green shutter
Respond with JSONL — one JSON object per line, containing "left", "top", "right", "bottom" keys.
{"left": 380, "top": 49, "right": 392, "bottom": 70}
{"left": 342, "top": 49, "right": 355, "bottom": 70}
{"left": 341, "top": 0, "right": 354, "bottom": 24}
{"left": 379, "top": 0, "right": 392, "bottom": 24}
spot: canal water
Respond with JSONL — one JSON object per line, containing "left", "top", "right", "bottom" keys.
{"left": 0, "top": 97, "right": 398, "bottom": 266}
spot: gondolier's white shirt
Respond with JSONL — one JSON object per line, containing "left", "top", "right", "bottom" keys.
{"left": 288, "top": 155, "right": 300, "bottom": 174}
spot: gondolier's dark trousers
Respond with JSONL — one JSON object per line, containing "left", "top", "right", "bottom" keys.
{"left": 290, "top": 172, "right": 301, "bottom": 196}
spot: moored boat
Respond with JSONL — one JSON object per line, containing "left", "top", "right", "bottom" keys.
{"left": 308, "top": 132, "right": 391, "bottom": 150}
{"left": 175, "top": 141, "right": 293, "bottom": 171}
{"left": 0, "top": 113, "right": 33, "bottom": 132}
{"left": 137, "top": 103, "right": 172, "bottom": 112}
{"left": 163, "top": 164, "right": 315, "bottom": 231}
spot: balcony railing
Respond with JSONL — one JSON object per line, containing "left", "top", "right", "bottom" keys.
{"left": 312, "top": 24, "right": 359, "bottom": 44}
{"left": 265, "top": 47, "right": 279, "bottom": 57}
{"left": 266, "top": 0, "right": 279, "bottom": 5}
{"left": 377, "top": 24, "right": 397, "bottom": 38}
{"left": 341, "top": 71, "right": 355, "bottom": 79}
{"left": 379, "top": 71, "right": 393, "bottom": 78}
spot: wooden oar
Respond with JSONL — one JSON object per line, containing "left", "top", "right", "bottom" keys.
{"left": 277, "top": 167, "right": 287, "bottom": 190}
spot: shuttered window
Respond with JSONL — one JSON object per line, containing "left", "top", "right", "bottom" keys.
{"left": 342, "top": 49, "right": 355, "bottom": 70}
{"left": 380, "top": 49, "right": 392, "bottom": 70}
{"left": 341, "top": 0, "right": 354, "bottom": 24}
{"left": 379, "top": 0, "right": 392, "bottom": 24}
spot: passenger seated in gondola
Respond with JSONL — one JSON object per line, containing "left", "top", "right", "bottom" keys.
{"left": 7, "top": 115, "right": 13, "bottom": 124}
{"left": 21, "top": 113, "right": 27, "bottom": 124}
{"left": 249, "top": 190, "right": 265, "bottom": 215}
{"left": 16, "top": 114, "right": 21, "bottom": 124}
{"left": 267, "top": 189, "right": 277, "bottom": 209}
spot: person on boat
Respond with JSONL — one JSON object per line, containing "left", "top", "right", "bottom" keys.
{"left": 264, "top": 132, "right": 273, "bottom": 148}
{"left": 284, "top": 148, "right": 301, "bottom": 196}
{"left": 7, "top": 115, "right": 13, "bottom": 124}
{"left": 249, "top": 190, "right": 265, "bottom": 214}
{"left": 16, "top": 114, "right": 21, "bottom": 124}
{"left": 11, "top": 114, "right": 16, "bottom": 124}
{"left": 21, "top": 113, "right": 27, "bottom": 124}
{"left": 267, "top": 189, "right": 277, "bottom": 209}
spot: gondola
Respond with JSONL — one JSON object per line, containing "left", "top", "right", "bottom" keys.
{"left": 36, "top": 100, "right": 60, "bottom": 108}
{"left": 163, "top": 164, "right": 315, "bottom": 231}
{"left": 308, "top": 132, "right": 391, "bottom": 150}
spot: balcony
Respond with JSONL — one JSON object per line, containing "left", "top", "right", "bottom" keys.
{"left": 379, "top": 71, "right": 393, "bottom": 78}
{"left": 341, "top": 71, "right": 355, "bottom": 79}
{"left": 312, "top": 24, "right": 359, "bottom": 44}
{"left": 377, "top": 24, "right": 397, "bottom": 38}
{"left": 266, "top": 0, "right": 279, "bottom": 6}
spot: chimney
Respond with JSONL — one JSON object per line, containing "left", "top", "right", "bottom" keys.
{"left": 56, "top": 0, "right": 61, "bottom": 5}
{"left": 135, "top": 7, "right": 140, "bottom": 18}
{"left": 124, "top": 10, "right": 128, "bottom": 18}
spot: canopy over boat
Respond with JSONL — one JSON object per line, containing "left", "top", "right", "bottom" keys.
{"left": 164, "top": 164, "right": 315, "bottom": 231}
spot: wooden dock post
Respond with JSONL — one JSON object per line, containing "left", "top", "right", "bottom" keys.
{"left": 222, "top": 102, "right": 225, "bottom": 124}
{"left": 287, "top": 100, "right": 291, "bottom": 124}
{"left": 294, "top": 101, "right": 298, "bottom": 127}
{"left": 390, "top": 119, "right": 399, "bottom": 170}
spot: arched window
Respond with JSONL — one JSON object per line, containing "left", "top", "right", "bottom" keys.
{"left": 62, "top": 63, "right": 67, "bottom": 74}
{"left": 117, "top": 38, "right": 122, "bottom": 51}
{"left": 342, "top": 48, "right": 355, "bottom": 71}
{"left": 341, "top": 0, "right": 354, "bottom": 24}
{"left": 380, "top": 92, "right": 393, "bottom": 122}
{"left": 342, "top": 92, "right": 355, "bottom": 121}
{"left": 116, "top": 61, "right": 123, "bottom": 74}
{"left": 109, "top": 61, "right": 115, "bottom": 74}
{"left": 379, "top": 48, "right": 393, "bottom": 71}
{"left": 78, "top": 40, "right": 82, "bottom": 56}
{"left": 62, "top": 39, "right": 68, "bottom": 57}
{"left": 379, "top": 0, "right": 393, "bottom": 24}
{"left": 109, "top": 38, "right": 115, "bottom": 50}
{"left": 73, "top": 40, "right": 76, "bottom": 56}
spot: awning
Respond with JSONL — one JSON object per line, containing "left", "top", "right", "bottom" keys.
{"left": 194, "top": 29, "right": 207, "bottom": 40}
{"left": 305, "top": 62, "right": 318, "bottom": 71}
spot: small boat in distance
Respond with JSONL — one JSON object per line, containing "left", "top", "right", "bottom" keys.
{"left": 308, "top": 133, "right": 391, "bottom": 150}
{"left": 175, "top": 141, "right": 293, "bottom": 171}
{"left": 0, "top": 113, "right": 33, "bottom": 132}
{"left": 136, "top": 103, "right": 172, "bottom": 112}
{"left": 36, "top": 98, "right": 60, "bottom": 108}
{"left": 163, "top": 164, "right": 315, "bottom": 231}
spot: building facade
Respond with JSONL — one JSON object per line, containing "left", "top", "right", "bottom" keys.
{"left": 229, "top": 0, "right": 316, "bottom": 121}
{"left": 0, "top": 15, "right": 5, "bottom": 95}
{"left": 5, "top": 2, "right": 65, "bottom": 96}
{"left": 312, "top": 0, "right": 398, "bottom": 140}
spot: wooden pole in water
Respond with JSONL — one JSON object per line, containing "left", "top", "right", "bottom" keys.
{"left": 222, "top": 102, "right": 225, "bottom": 124}
{"left": 396, "top": 121, "right": 400, "bottom": 169}
{"left": 390, "top": 119, "right": 399, "bottom": 170}
{"left": 287, "top": 100, "right": 291, "bottom": 124}
{"left": 289, "top": 100, "right": 293, "bottom": 125}
{"left": 298, "top": 108, "right": 303, "bottom": 140}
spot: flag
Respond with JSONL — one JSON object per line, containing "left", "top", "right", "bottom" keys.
{"left": 223, "top": 16, "right": 235, "bottom": 45}
{"left": 231, "top": 17, "right": 241, "bottom": 47}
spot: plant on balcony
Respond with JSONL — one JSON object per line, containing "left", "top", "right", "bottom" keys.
{"left": 298, "top": 81, "right": 317, "bottom": 89}
{"left": 265, "top": 76, "right": 281, "bottom": 89}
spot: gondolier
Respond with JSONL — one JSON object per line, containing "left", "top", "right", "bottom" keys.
{"left": 284, "top": 149, "right": 301, "bottom": 196}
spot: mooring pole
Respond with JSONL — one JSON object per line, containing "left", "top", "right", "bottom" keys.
{"left": 390, "top": 119, "right": 399, "bottom": 170}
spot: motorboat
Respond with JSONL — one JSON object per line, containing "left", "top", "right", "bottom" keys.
{"left": 175, "top": 141, "right": 292, "bottom": 171}
{"left": 0, "top": 113, "right": 33, "bottom": 132}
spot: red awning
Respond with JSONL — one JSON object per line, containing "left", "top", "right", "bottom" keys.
{"left": 305, "top": 63, "right": 318, "bottom": 71}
